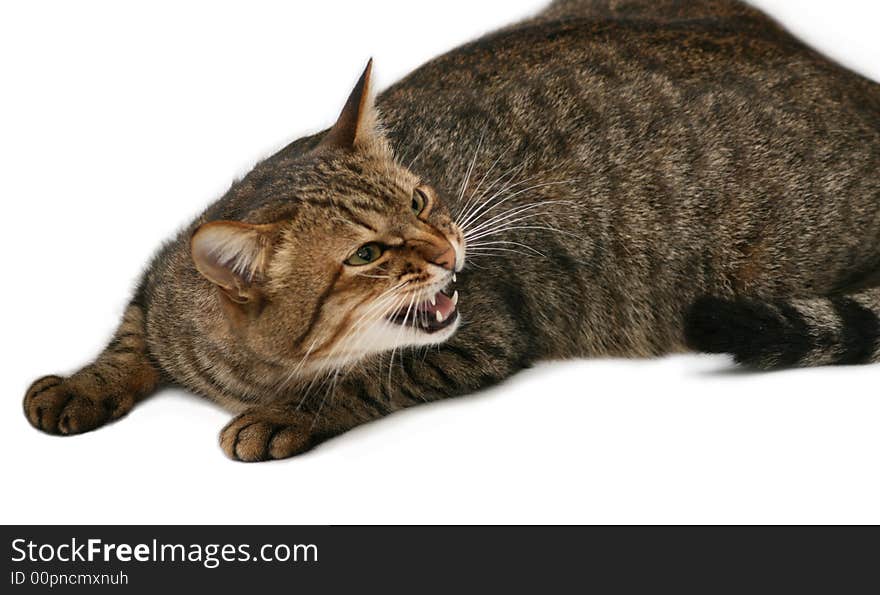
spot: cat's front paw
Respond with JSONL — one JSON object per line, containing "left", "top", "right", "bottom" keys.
{"left": 219, "top": 409, "right": 313, "bottom": 462}
{"left": 23, "top": 374, "right": 133, "bottom": 435}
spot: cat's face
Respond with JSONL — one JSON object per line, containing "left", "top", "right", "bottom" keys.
{"left": 191, "top": 62, "right": 465, "bottom": 375}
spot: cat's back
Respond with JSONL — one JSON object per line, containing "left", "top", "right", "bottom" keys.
{"left": 382, "top": 0, "right": 880, "bottom": 129}
{"left": 537, "top": 0, "right": 764, "bottom": 24}
{"left": 380, "top": 0, "right": 880, "bottom": 197}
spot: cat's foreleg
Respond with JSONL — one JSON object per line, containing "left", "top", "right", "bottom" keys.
{"left": 219, "top": 339, "right": 518, "bottom": 461}
{"left": 23, "top": 302, "right": 161, "bottom": 435}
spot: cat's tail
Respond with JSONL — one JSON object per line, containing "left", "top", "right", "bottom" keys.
{"left": 684, "top": 288, "right": 880, "bottom": 369}
{"left": 23, "top": 300, "right": 161, "bottom": 435}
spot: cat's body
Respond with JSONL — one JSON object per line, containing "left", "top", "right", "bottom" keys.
{"left": 25, "top": 0, "right": 880, "bottom": 460}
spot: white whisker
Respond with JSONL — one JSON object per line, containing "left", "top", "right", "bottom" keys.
{"left": 465, "top": 240, "right": 546, "bottom": 256}
{"left": 457, "top": 162, "right": 570, "bottom": 231}
{"left": 457, "top": 162, "right": 532, "bottom": 230}
{"left": 463, "top": 200, "right": 575, "bottom": 240}
{"left": 466, "top": 247, "right": 546, "bottom": 259}
{"left": 461, "top": 182, "right": 576, "bottom": 236}
{"left": 468, "top": 224, "right": 586, "bottom": 243}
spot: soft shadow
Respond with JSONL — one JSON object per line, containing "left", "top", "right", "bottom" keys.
{"left": 692, "top": 358, "right": 847, "bottom": 379}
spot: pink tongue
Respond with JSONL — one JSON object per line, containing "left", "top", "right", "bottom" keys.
{"left": 423, "top": 292, "right": 455, "bottom": 318}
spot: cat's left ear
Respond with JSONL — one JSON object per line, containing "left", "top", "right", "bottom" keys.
{"left": 190, "top": 220, "right": 279, "bottom": 304}
{"left": 318, "top": 59, "right": 384, "bottom": 152}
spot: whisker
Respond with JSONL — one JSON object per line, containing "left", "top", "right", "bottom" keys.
{"left": 388, "top": 293, "right": 417, "bottom": 387}
{"left": 468, "top": 224, "right": 586, "bottom": 243}
{"left": 457, "top": 163, "right": 535, "bottom": 230}
{"left": 455, "top": 138, "right": 516, "bottom": 223}
{"left": 456, "top": 155, "right": 530, "bottom": 226}
{"left": 463, "top": 200, "right": 575, "bottom": 240}
{"left": 461, "top": 182, "right": 577, "bottom": 236}
{"left": 291, "top": 280, "right": 410, "bottom": 392}
{"left": 466, "top": 247, "right": 546, "bottom": 259}
{"left": 458, "top": 137, "right": 512, "bottom": 218}
{"left": 458, "top": 162, "right": 569, "bottom": 231}
{"left": 465, "top": 240, "right": 546, "bottom": 256}
{"left": 297, "top": 289, "right": 410, "bottom": 415}
{"left": 453, "top": 131, "right": 485, "bottom": 220}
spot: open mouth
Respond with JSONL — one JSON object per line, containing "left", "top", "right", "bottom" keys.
{"left": 387, "top": 286, "right": 459, "bottom": 333}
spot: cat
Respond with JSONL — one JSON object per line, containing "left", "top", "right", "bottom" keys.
{"left": 24, "top": 0, "right": 880, "bottom": 461}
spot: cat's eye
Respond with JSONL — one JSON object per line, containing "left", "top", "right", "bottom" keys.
{"left": 411, "top": 188, "right": 429, "bottom": 216}
{"left": 346, "top": 243, "right": 383, "bottom": 266}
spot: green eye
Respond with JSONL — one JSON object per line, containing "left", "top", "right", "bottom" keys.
{"left": 412, "top": 188, "right": 428, "bottom": 216}
{"left": 346, "top": 243, "right": 383, "bottom": 266}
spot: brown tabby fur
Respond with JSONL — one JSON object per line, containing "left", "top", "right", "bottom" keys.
{"left": 24, "top": 0, "right": 880, "bottom": 460}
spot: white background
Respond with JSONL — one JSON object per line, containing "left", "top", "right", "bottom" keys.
{"left": 2, "top": 1, "right": 879, "bottom": 525}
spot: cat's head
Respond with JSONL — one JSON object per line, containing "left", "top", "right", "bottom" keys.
{"left": 190, "top": 61, "right": 465, "bottom": 374}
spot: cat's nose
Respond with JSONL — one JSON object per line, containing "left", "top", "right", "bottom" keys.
{"left": 416, "top": 239, "right": 456, "bottom": 271}
{"left": 432, "top": 244, "right": 456, "bottom": 270}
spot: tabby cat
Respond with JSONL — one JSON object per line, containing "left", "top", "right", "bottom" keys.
{"left": 24, "top": 0, "right": 880, "bottom": 461}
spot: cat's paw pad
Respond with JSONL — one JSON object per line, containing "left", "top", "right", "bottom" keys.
{"left": 219, "top": 410, "right": 313, "bottom": 462}
{"left": 23, "top": 375, "right": 132, "bottom": 435}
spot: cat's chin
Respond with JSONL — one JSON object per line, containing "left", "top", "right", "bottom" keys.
{"left": 305, "top": 314, "right": 462, "bottom": 374}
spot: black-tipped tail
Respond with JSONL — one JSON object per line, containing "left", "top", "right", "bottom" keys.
{"left": 684, "top": 293, "right": 880, "bottom": 369}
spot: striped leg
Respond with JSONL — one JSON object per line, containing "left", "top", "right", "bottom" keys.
{"left": 219, "top": 333, "right": 520, "bottom": 462}
{"left": 23, "top": 304, "right": 160, "bottom": 435}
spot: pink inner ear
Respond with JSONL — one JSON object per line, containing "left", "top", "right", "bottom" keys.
{"left": 190, "top": 221, "right": 270, "bottom": 292}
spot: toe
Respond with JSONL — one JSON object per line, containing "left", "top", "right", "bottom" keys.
{"left": 233, "top": 421, "right": 275, "bottom": 462}
{"left": 56, "top": 394, "right": 108, "bottom": 435}
{"left": 267, "top": 425, "right": 310, "bottom": 459}
{"left": 24, "top": 375, "right": 127, "bottom": 436}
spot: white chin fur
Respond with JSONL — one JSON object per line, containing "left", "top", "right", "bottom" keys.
{"left": 311, "top": 317, "right": 461, "bottom": 372}
{"left": 355, "top": 317, "right": 460, "bottom": 355}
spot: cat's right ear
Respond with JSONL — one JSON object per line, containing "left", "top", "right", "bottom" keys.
{"left": 190, "top": 221, "right": 279, "bottom": 303}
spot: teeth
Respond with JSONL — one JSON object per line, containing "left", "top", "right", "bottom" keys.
{"left": 452, "top": 290, "right": 459, "bottom": 306}
{"left": 430, "top": 294, "right": 436, "bottom": 306}
{"left": 453, "top": 273, "right": 457, "bottom": 282}
{"left": 436, "top": 310, "right": 443, "bottom": 322}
